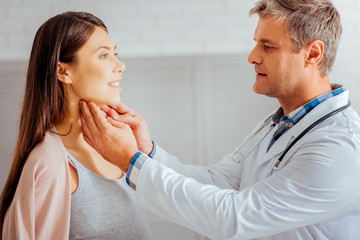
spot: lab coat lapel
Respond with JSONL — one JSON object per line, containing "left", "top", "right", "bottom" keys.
{"left": 264, "top": 127, "right": 295, "bottom": 160}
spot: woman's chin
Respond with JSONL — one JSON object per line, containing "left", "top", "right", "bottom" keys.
{"left": 96, "top": 99, "right": 121, "bottom": 107}
{"left": 80, "top": 95, "right": 120, "bottom": 107}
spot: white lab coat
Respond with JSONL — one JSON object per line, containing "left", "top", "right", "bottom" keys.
{"left": 135, "top": 90, "right": 360, "bottom": 240}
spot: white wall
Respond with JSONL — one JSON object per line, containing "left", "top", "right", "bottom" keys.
{"left": 0, "top": 0, "right": 359, "bottom": 239}
{"left": 0, "top": 0, "right": 257, "bottom": 59}
{"left": 0, "top": 0, "right": 358, "bottom": 60}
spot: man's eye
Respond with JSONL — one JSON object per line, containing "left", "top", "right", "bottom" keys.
{"left": 264, "top": 45, "right": 273, "bottom": 50}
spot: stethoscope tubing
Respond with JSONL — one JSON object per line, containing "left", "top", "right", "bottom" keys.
{"left": 269, "top": 101, "right": 352, "bottom": 174}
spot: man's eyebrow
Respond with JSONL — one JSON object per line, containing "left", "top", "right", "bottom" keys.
{"left": 253, "top": 38, "right": 277, "bottom": 45}
{"left": 261, "top": 38, "right": 276, "bottom": 44}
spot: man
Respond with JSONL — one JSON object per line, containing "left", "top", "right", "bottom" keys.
{"left": 79, "top": 0, "right": 360, "bottom": 239}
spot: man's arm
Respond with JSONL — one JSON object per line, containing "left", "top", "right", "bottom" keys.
{"left": 134, "top": 134, "right": 360, "bottom": 239}
{"left": 79, "top": 100, "right": 360, "bottom": 239}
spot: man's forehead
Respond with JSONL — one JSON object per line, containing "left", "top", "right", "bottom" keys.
{"left": 253, "top": 34, "right": 281, "bottom": 45}
{"left": 253, "top": 17, "right": 288, "bottom": 44}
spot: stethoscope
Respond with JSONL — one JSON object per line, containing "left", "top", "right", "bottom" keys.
{"left": 233, "top": 101, "right": 351, "bottom": 175}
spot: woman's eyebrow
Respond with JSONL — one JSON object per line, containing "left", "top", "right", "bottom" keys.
{"left": 94, "top": 45, "right": 117, "bottom": 52}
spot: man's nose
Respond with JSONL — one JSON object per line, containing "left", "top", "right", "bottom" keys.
{"left": 248, "top": 45, "right": 261, "bottom": 65}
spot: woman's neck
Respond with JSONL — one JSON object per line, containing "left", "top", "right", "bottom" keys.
{"left": 55, "top": 104, "right": 89, "bottom": 152}
{"left": 55, "top": 101, "right": 124, "bottom": 179}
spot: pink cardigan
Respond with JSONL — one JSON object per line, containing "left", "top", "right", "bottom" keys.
{"left": 2, "top": 130, "right": 72, "bottom": 239}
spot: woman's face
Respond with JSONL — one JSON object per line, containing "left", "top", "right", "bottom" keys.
{"left": 66, "top": 26, "right": 125, "bottom": 106}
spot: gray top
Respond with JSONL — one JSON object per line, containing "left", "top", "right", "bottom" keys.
{"left": 68, "top": 153, "right": 152, "bottom": 240}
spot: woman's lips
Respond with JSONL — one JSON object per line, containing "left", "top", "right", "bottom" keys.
{"left": 107, "top": 80, "right": 122, "bottom": 92}
{"left": 107, "top": 81, "right": 121, "bottom": 87}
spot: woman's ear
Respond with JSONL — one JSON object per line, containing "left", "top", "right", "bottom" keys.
{"left": 304, "top": 40, "right": 324, "bottom": 67}
{"left": 57, "top": 62, "right": 72, "bottom": 84}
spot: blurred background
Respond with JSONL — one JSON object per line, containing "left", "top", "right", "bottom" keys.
{"left": 0, "top": 0, "right": 359, "bottom": 239}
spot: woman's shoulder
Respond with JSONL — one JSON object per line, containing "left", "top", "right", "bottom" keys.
{"left": 4, "top": 130, "right": 72, "bottom": 239}
{"left": 23, "top": 130, "right": 70, "bottom": 188}
{"left": 28, "top": 130, "right": 67, "bottom": 164}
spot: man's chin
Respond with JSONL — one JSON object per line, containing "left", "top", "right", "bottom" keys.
{"left": 252, "top": 82, "right": 266, "bottom": 95}
{"left": 252, "top": 85, "right": 275, "bottom": 98}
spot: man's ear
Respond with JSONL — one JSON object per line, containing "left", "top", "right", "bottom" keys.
{"left": 57, "top": 62, "right": 72, "bottom": 84}
{"left": 304, "top": 40, "right": 324, "bottom": 67}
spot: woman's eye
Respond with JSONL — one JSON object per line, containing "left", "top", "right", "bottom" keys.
{"left": 101, "top": 54, "right": 108, "bottom": 59}
{"left": 114, "top": 52, "right": 118, "bottom": 57}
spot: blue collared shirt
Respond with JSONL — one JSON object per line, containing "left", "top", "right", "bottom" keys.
{"left": 267, "top": 87, "right": 346, "bottom": 151}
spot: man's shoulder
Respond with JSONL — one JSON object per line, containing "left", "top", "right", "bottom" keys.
{"left": 318, "top": 106, "right": 360, "bottom": 134}
{"left": 298, "top": 106, "right": 360, "bottom": 156}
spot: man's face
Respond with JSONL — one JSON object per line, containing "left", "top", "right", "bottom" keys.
{"left": 248, "top": 17, "right": 307, "bottom": 99}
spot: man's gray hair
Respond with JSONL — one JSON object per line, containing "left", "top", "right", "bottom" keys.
{"left": 249, "top": 0, "right": 342, "bottom": 76}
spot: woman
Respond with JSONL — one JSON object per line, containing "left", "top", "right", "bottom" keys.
{"left": 0, "top": 12, "right": 152, "bottom": 239}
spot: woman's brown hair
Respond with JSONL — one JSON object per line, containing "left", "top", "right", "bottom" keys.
{"left": 0, "top": 11, "right": 107, "bottom": 234}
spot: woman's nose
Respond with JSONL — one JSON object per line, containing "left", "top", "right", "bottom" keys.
{"left": 115, "top": 59, "right": 126, "bottom": 73}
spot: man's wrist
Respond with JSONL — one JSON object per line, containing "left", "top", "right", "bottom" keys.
{"left": 117, "top": 150, "right": 138, "bottom": 172}
{"left": 126, "top": 151, "right": 148, "bottom": 190}
{"left": 149, "top": 141, "right": 157, "bottom": 158}
{"left": 141, "top": 140, "right": 155, "bottom": 156}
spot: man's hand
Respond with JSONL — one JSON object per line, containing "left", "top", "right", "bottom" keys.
{"left": 100, "top": 103, "right": 154, "bottom": 155}
{"left": 79, "top": 101, "right": 138, "bottom": 172}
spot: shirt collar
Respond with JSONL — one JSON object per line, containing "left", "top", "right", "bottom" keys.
{"left": 272, "top": 85, "right": 346, "bottom": 125}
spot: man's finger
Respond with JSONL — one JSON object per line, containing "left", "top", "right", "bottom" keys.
{"left": 120, "top": 107, "right": 137, "bottom": 118}
{"left": 99, "top": 105, "right": 120, "bottom": 120}
{"left": 112, "top": 102, "right": 131, "bottom": 114}
{"left": 79, "top": 100, "right": 100, "bottom": 134}
{"left": 100, "top": 105, "right": 112, "bottom": 113}
{"left": 88, "top": 102, "right": 111, "bottom": 131}
{"left": 101, "top": 103, "right": 129, "bottom": 115}
{"left": 82, "top": 131, "right": 93, "bottom": 147}
{"left": 80, "top": 113, "right": 94, "bottom": 143}
{"left": 111, "top": 114, "right": 139, "bottom": 127}
{"left": 107, "top": 108, "right": 121, "bottom": 120}
{"left": 101, "top": 103, "right": 137, "bottom": 117}
{"left": 107, "top": 117, "right": 128, "bottom": 128}
{"left": 101, "top": 104, "right": 139, "bottom": 126}
{"left": 100, "top": 109, "right": 107, "bottom": 117}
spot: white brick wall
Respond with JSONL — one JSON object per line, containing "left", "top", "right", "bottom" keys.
{"left": 0, "top": 0, "right": 358, "bottom": 62}
{"left": 330, "top": 0, "right": 360, "bottom": 110}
